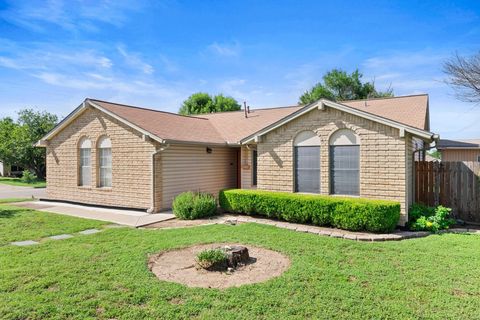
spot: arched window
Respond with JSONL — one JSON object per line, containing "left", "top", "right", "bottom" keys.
{"left": 294, "top": 131, "right": 321, "bottom": 193}
{"left": 329, "top": 129, "right": 360, "bottom": 196}
{"left": 78, "top": 137, "right": 91, "bottom": 186}
{"left": 97, "top": 136, "right": 112, "bottom": 187}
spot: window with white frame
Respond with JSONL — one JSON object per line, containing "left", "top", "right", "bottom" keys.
{"left": 294, "top": 131, "right": 321, "bottom": 193}
{"left": 78, "top": 137, "right": 91, "bottom": 186}
{"left": 329, "top": 129, "right": 360, "bottom": 196}
{"left": 98, "top": 136, "right": 112, "bottom": 187}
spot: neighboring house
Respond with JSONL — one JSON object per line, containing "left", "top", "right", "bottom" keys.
{"left": 36, "top": 94, "right": 437, "bottom": 225}
{"left": 437, "top": 139, "right": 480, "bottom": 162}
{"left": 0, "top": 161, "right": 9, "bottom": 177}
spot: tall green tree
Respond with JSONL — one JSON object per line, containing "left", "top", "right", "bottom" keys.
{"left": 299, "top": 69, "right": 393, "bottom": 104}
{"left": 179, "top": 92, "right": 241, "bottom": 115}
{"left": 0, "top": 109, "right": 58, "bottom": 179}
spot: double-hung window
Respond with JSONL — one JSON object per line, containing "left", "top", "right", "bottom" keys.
{"left": 79, "top": 138, "right": 91, "bottom": 186}
{"left": 98, "top": 137, "right": 112, "bottom": 187}
{"left": 294, "top": 131, "right": 321, "bottom": 193}
{"left": 329, "top": 129, "right": 360, "bottom": 196}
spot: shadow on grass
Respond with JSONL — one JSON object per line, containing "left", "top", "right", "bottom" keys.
{"left": 0, "top": 207, "right": 31, "bottom": 219}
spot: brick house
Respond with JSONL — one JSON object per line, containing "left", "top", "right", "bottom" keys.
{"left": 37, "top": 94, "right": 437, "bottom": 225}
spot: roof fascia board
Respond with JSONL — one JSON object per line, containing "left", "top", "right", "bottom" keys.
{"left": 438, "top": 147, "right": 480, "bottom": 150}
{"left": 163, "top": 138, "right": 240, "bottom": 147}
{"left": 325, "top": 100, "right": 435, "bottom": 140}
{"left": 36, "top": 102, "right": 88, "bottom": 146}
{"left": 86, "top": 100, "right": 165, "bottom": 144}
{"left": 240, "top": 99, "right": 435, "bottom": 144}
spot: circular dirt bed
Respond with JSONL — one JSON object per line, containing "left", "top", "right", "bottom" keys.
{"left": 148, "top": 243, "right": 290, "bottom": 289}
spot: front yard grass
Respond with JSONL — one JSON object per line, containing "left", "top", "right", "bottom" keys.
{"left": 0, "top": 204, "right": 107, "bottom": 245}
{"left": 1, "top": 205, "right": 480, "bottom": 319}
{"left": 0, "top": 177, "right": 46, "bottom": 188}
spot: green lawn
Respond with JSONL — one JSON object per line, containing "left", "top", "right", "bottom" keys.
{"left": 1, "top": 205, "right": 480, "bottom": 319}
{"left": 0, "top": 205, "right": 107, "bottom": 245}
{"left": 0, "top": 177, "right": 46, "bottom": 188}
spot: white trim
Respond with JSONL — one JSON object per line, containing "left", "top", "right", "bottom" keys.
{"left": 87, "top": 100, "right": 165, "bottom": 144}
{"left": 35, "top": 99, "right": 165, "bottom": 146}
{"left": 240, "top": 99, "right": 436, "bottom": 144}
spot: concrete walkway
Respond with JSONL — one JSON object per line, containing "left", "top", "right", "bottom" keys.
{"left": 0, "top": 184, "right": 46, "bottom": 199}
{"left": 11, "top": 201, "right": 175, "bottom": 227}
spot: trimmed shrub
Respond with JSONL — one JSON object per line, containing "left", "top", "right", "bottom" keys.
{"left": 172, "top": 191, "right": 217, "bottom": 220}
{"left": 219, "top": 189, "right": 400, "bottom": 233}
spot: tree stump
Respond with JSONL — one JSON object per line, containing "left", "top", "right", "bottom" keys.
{"left": 223, "top": 246, "right": 250, "bottom": 268}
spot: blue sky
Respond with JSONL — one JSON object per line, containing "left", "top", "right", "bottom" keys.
{"left": 0, "top": 0, "right": 479, "bottom": 139}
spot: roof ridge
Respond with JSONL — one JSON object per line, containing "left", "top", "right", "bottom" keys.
{"left": 340, "top": 93, "right": 428, "bottom": 103}
{"left": 87, "top": 98, "right": 210, "bottom": 120}
{"left": 202, "top": 105, "right": 301, "bottom": 116}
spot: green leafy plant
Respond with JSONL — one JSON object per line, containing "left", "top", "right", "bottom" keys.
{"left": 409, "top": 204, "right": 455, "bottom": 232}
{"left": 196, "top": 248, "right": 227, "bottom": 270}
{"left": 219, "top": 189, "right": 400, "bottom": 233}
{"left": 172, "top": 191, "right": 217, "bottom": 220}
{"left": 20, "top": 170, "right": 37, "bottom": 184}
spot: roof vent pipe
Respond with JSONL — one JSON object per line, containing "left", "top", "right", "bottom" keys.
{"left": 247, "top": 106, "right": 250, "bottom": 113}
{"left": 244, "top": 101, "right": 248, "bottom": 118}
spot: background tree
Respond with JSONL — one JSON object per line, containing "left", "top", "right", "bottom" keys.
{"left": 443, "top": 52, "right": 480, "bottom": 103}
{"left": 0, "top": 109, "right": 58, "bottom": 179}
{"left": 299, "top": 69, "right": 394, "bottom": 104}
{"left": 179, "top": 92, "right": 241, "bottom": 115}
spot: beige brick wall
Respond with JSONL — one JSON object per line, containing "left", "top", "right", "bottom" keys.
{"left": 46, "top": 107, "right": 157, "bottom": 210}
{"left": 256, "top": 107, "right": 410, "bottom": 223}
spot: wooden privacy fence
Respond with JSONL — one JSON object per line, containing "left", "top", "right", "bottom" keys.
{"left": 415, "top": 161, "right": 480, "bottom": 223}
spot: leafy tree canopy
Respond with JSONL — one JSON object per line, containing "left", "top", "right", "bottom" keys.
{"left": 179, "top": 92, "right": 241, "bottom": 115}
{"left": 0, "top": 109, "right": 58, "bottom": 179}
{"left": 299, "top": 69, "right": 394, "bottom": 104}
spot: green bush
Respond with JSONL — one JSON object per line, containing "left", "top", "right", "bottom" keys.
{"left": 408, "top": 204, "right": 455, "bottom": 232}
{"left": 219, "top": 189, "right": 400, "bottom": 233}
{"left": 172, "top": 191, "right": 217, "bottom": 220}
{"left": 20, "top": 170, "right": 37, "bottom": 184}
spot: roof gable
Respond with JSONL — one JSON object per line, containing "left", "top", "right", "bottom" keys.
{"left": 240, "top": 97, "right": 436, "bottom": 144}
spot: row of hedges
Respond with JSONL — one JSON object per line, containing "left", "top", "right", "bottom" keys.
{"left": 219, "top": 189, "right": 400, "bottom": 233}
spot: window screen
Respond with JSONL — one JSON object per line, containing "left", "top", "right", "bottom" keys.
{"left": 330, "top": 145, "right": 359, "bottom": 195}
{"left": 295, "top": 146, "right": 320, "bottom": 193}
{"left": 79, "top": 148, "right": 91, "bottom": 186}
{"left": 99, "top": 148, "right": 112, "bottom": 187}
{"left": 252, "top": 150, "right": 258, "bottom": 186}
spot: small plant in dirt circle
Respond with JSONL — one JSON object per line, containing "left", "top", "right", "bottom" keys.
{"left": 196, "top": 249, "right": 228, "bottom": 271}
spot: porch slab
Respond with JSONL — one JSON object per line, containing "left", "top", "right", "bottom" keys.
{"left": 10, "top": 201, "right": 175, "bottom": 227}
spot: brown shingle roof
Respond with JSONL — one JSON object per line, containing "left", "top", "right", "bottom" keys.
{"left": 86, "top": 94, "right": 430, "bottom": 145}
{"left": 340, "top": 94, "right": 429, "bottom": 131}
{"left": 90, "top": 99, "right": 226, "bottom": 144}
{"left": 200, "top": 106, "right": 302, "bottom": 143}
{"left": 437, "top": 139, "right": 480, "bottom": 149}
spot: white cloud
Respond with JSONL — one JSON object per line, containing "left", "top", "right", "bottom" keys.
{"left": 117, "top": 45, "right": 154, "bottom": 74}
{"left": 207, "top": 41, "right": 241, "bottom": 57}
{"left": 0, "top": 0, "right": 140, "bottom": 32}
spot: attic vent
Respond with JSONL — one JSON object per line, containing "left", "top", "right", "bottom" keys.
{"left": 206, "top": 147, "right": 213, "bottom": 154}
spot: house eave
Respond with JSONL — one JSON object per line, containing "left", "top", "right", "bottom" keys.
{"left": 240, "top": 99, "right": 437, "bottom": 144}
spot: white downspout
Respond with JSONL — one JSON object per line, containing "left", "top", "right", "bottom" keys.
{"left": 147, "top": 143, "right": 170, "bottom": 213}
